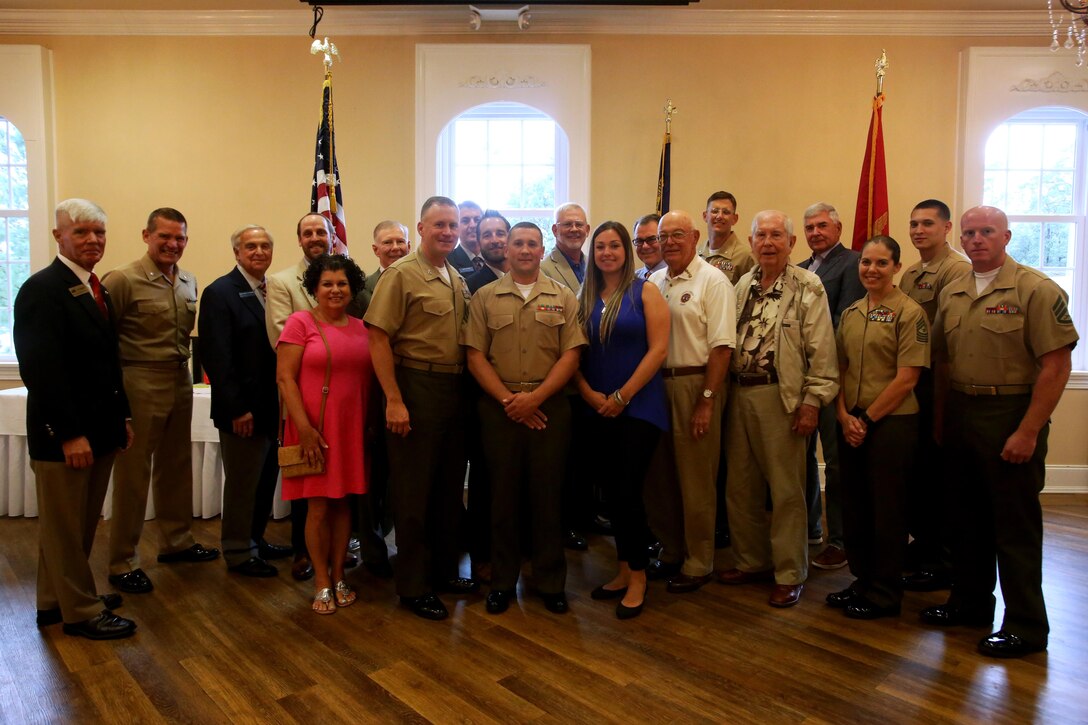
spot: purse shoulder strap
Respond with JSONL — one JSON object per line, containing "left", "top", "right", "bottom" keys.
{"left": 278, "top": 311, "right": 334, "bottom": 443}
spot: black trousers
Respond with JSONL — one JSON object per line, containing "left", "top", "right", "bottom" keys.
{"left": 464, "top": 377, "right": 491, "bottom": 566}
{"left": 480, "top": 393, "right": 570, "bottom": 594}
{"left": 582, "top": 413, "right": 660, "bottom": 570}
{"left": 905, "top": 369, "right": 951, "bottom": 574}
{"left": 945, "top": 391, "right": 1049, "bottom": 645}
{"left": 386, "top": 367, "right": 466, "bottom": 598}
{"left": 839, "top": 413, "right": 916, "bottom": 608}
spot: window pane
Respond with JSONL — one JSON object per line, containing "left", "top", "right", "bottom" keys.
{"left": 454, "top": 120, "right": 487, "bottom": 163}
{"left": 985, "top": 124, "right": 1008, "bottom": 170}
{"left": 0, "top": 308, "right": 12, "bottom": 357}
{"left": 0, "top": 264, "right": 8, "bottom": 307}
{"left": 0, "top": 176, "right": 9, "bottom": 209}
{"left": 487, "top": 120, "right": 522, "bottom": 166}
{"left": 1006, "top": 171, "right": 1041, "bottom": 214}
{"left": 454, "top": 165, "right": 488, "bottom": 205}
{"left": 0, "top": 219, "right": 7, "bottom": 257}
{"left": 523, "top": 121, "right": 555, "bottom": 165}
{"left": 10, "top": 166, "right": 28, "bottom": 210}
{"left": 983, "top": 170, "right": 1007, "bottom": 208}
{"left": 1043, "top": 123, "right": 1077, "bottom": 170}
{"left": 521, "top": 166, "right": 555, "bottom": 209}
{"left": 1009, "top": 222, "right": 1041, "bottom": 266}
{"left": 10, "top": 263, "right": 29, "bottom": 292}
{"left": 0, "top": 121, "right": 8, "bottom": 165}
{"left": 1040, "top": 170, "right": 1074, "bottom": 214}
{"left": 1043, "top": 222, "right": 1074, "bottom": 267}
{"left": 1008, "top": 124, "right": 1043, "bottom": 170}
{"left": 1047, "top": 269, "right": 1075, "bottom": 302}
{"left": 9, "top": 217, "right": 29, "bottom": 260}
{"left": 490, "top": 166, "right": 522, "bottom": 208}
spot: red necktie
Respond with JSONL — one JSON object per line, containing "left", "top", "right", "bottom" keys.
{"left": 89, "top": 273, "right": 108, "bottom": 319}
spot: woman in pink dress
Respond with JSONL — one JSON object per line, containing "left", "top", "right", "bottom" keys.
{"left": 276, "top": 254, "right": 372, "bottom": 614}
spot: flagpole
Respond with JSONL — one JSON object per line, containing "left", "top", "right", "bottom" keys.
{"left": 850, "top": 51, "right": 890, "bottom": 250}
{"left": 656, "top": 99, "right": 676, "bottom": 216}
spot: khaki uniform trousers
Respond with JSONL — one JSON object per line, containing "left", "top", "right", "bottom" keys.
{"left": 725, "top": 383, "right": 808, "bottom": 585}
{"left": 33, "top": 453, "right": 116, "bottom": 623}
{"left": 108, "top": 364, "right": 196, "bottom": 574}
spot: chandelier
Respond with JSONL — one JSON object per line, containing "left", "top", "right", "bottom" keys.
{"left": 1050, "top": 0, "right": 1088, "bottom": 65}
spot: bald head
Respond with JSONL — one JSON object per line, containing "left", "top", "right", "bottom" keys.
{"left": 960, "top": 205, "right": 1011, "bottom": 273}
{"left": 658, "top": 210, "right": 700, "bottom": 274}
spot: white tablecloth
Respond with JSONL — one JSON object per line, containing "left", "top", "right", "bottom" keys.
{"left": 0, "top": 385, "right": 289, "bottom": 520}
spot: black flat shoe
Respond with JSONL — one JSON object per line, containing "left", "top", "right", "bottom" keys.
{"left": 62, "top": 610, "right": 136, "bottom": 640}
{"left": 108, "top": 568, "right": 153, "bottom": 594}
{"left": 257, "top": 540, "right": 293, "bottom": 560}
{"left": 920, "top": 603, "right": 993, "bottom": 628}
{"left": 616, "top": 597, "right": 644, "bottom": 620}
{"left": 36, "top": 593, "right": 123, "bottom": 628}
{"left": 844, "top": 596, "right": 901, "bottom": 620}
{"left": 228, "top": 557, "right": 278, "bottom": 577}
{"left": 541, "top": 592, "right": 568, "bottom": 614}
{"left": 157, "top": 543, "right": 220, "bottom": 564}
{"left": 400, "top": 594, "right": 448, "bottom": 621}
{"left": 978, "top": 630, "right": 1046, "bottom": 658}
{"left": 486, "top": 590, "right": 513, "bottom": 614}
{"left": 590, "top": 584, "right": 627, "bottom": 601}
{"left": 439, "top": 577, "right": 480, "bottom": 595}
{"left": 825, "top": 587, "right": 859, "bottom": 609}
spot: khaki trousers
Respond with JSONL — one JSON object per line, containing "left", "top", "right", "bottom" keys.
{"left": 108, "top": 365, "right": 195, "bottom": 574}
{"left": 725, "top": 383, "right": 808, "bottom": 585}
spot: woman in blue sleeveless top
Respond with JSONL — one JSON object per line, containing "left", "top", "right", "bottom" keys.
{"left": 574, "top": 221, "right": 670, "bottom": 619}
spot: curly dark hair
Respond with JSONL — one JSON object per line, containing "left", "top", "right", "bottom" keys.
{"left": 302, "top": 253, "right": 366, "bottom": 297}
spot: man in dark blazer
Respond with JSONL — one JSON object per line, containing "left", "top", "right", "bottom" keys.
{"left": 448, "top": 200, "right": 484, "bottom": 275}
{"left": 465, "top": 210, "right": 510, "bottom": 294}
{"left": 14, "top": 198, "right": 137, "bottom": 640}
{"left": 199, "top": 225, "right": 286, "bottom": 577}
{"left": 799, "top": 202, "right": 865, "bottom": 571}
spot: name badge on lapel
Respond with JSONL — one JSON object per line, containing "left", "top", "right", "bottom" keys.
{"left": 69, "top": 284, "right": 90, "bottom": 298}
{"left": 239, "top": 291, "right": 256, "bottom": 299}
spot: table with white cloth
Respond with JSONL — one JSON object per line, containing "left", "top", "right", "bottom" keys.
{"left": 0, "top": 385, "right": 289, "bottom": 520}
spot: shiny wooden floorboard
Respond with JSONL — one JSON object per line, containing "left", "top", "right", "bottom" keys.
{"left": 0, "top": 495, "right": 1085, "bottom": 724}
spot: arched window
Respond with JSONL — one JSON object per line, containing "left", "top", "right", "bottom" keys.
{"left": 1, "top": 116, "right": 30, "bottom": 359}
{"left": 437, "top": 101, "right": 569, "bottom": 231}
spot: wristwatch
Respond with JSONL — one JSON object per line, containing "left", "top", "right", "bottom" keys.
{"left": 702, "top": 389, "right": 717, "bottom": 400}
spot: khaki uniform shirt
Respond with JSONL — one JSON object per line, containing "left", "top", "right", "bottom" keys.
{"left": 934, "top": 256, "right": 1078, "bottom": 386}
{"left": 899, "top": 245, "right": 972, "bottom": 323}
{"left": 363, "top": 251, "right": 469, "bottom": 365}
{"left": 649, "top": 255, "right": 736, "bottom": 367}
{"left": 699, "top": 231, "right": 755, "bottom": 285}
{"left": 464, "top": 274, "right": 586, "bottom": 384}
{"left": 102, "top": 254, "right": 197, "bottom": 362}
{"left": 837, "top": 286, "right": 930, "bottom": 415}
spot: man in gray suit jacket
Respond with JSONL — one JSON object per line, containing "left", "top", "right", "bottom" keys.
{"left": 798, "top": 202, "right": 866, "bottom": 571}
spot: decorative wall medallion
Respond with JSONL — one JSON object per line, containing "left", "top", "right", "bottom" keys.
{"left": 459, "top": 75, "right": 545, "bottom": 88}
{"left": 1011, "top": 71, "right": 1088, "bottom": 92}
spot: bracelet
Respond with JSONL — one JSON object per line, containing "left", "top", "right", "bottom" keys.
{"left": 611, "top": 390, "right": 628, "bottom": 407}
{"left": 858, "top": 411, "right": 875, "bottom": 427}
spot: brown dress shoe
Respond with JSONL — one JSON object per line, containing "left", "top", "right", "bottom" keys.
{"left": 769, "top": 583, "right": 804, "bottom": 608}
{"left": 666, "top": 573, "right": 713, "bottom": 594}
{"left": 291, "top": 555, "right": 315, "bottom": 581}
{"left": 716, "top": 568, "right": 774, "bottom": 586}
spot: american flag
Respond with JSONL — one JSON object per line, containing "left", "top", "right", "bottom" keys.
{"left": 311, "top": 74, "right": 348, "bottom": 254}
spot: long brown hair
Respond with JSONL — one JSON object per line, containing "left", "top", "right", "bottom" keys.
{"left": 578, "top": 221, "right": 636, "bottom": 343}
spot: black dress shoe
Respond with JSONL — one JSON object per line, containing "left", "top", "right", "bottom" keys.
{"left": 825, "top": 587, "right": 859, "bottom": 609}
{"left": 541, "top": 592, "right": 569, "bottom": 614}
{"left": 344, "top": 552, "right": 359, "bottom": 568}
{"left": 228, "top": 557, "right": 278, "bottom": 577}
{"left": 62, "top": 610, "right": 136, "bottom": 640}
{"left": 486, "top": 590, "right": 513, "bottom": 614}
{"left": 37, "top": 598, "right": 120, "bottom": 628}
{"left": 291, "top": 556, "right": 315, "bottom": 581}
{"left": 590, "top": 584, "right": 627, "bottom": 601}
{"left": 108, "top": 568, "right": 153, "bottom": 594}
{"left": 646, "top": 541, "right": 662, "bottom": 559}
{"left": 591, "top": 515, "right": 614, "bottom": 535}
{"left": 844, "top": 596, "right": 901, "bottom": 620}
{"left": 257, "top": 540, "right": 293, "bottom": 560}
{"left": 364, "top": 558, "right": 394, "bottom": 579}
{"left": 645, "top": 559, "right": 681, "bottom": 581}
{"left": 439, "top": 577, "right": 480, "bottom": 595}
{"left": 348, "top": 536, "right": 362, "bottom": 552}
{"left": 157, "top": 543, "right": 220, "bottom": 563}
{"left": 400, "top": 594, "right": 449, "bottom": 621}
{"left": 978, "top": 630, "right": 1046, "bottom": 658}
{"left": 666, "top": 573, "right": 713, "bottom": 594}
{"left": 563, "top": 530, "right": 588, "bottom": 551}
{"left": 920, "top": 603, "right": 993, "bottom": 628}
{"left": 900, "top": 570, "right": 952, "bottom": 592}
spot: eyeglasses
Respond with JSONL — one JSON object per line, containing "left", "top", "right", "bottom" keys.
{"left": 633, "top": 236, "right": 660, "bottom": 248}
{"left": 558, "top": 221, "right": 588, "bottom": 230}
{"left": 656, "top": 230, "right": 691, "bottom": 244}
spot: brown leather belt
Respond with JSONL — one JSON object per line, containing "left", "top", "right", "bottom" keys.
{"left": 122, "top": 359, "right": 188, "bottom": 369}
{"left": 395, "top": 356, "right": 464, "bottom": 375}
{"left": 731, "top": 371, "right": 779, "bottom": 387}
{"left": 951, "top": 381, "right": 1031, "bottom": 396}
{"left": 662, "top": 366, "right": 706, "bottom": 378}
{"left": 504, "top": 381, "right": 543, "bottom": 392}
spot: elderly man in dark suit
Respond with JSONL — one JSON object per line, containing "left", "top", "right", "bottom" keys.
{"left": 798, "top": 202, "right": 866, "bottom": 570}
{"left": 199, "top": 224, "right": 288, "bottom": 577}
{"left": 14, "top": 198, "right": 137, "bottom": 640}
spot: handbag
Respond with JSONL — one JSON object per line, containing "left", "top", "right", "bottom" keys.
{"left": 278, "top": 311, "right": 333, "bottom": 478}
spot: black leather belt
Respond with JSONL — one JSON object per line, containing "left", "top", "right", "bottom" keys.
{"left": 950, "top": 381, "right": 1031, "bottom": 396}
{"left": 662, "top": 366, "right": 706, "bottom": 378}
{"left": 731, "top": 371, "right": 779, "bottom": 387}
{"left": 395, "top": 356, "right": 464, "bottom": 375}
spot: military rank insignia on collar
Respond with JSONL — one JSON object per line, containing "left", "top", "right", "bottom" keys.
{"left": 915, "top": 281, "right": 932, "bottom": 290}
{"left": 537, "top": 304, "right": 563, "bottom": 313}
{"left": 867, "top": 308, "right": 896, "bottom": 323}
{"left": 985, "top": 304, "right": 1021, "bottom": 315}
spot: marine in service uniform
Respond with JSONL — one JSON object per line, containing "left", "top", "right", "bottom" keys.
{"left": 923, "top": 205, "right": 1077, "bottom": 659}
{"left": 698, "top": 190, "right": 755, "bottom": 285}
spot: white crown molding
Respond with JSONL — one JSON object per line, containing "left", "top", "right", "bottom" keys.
{"left": 0, "top": 8, "right": 1052, "bottom": 38}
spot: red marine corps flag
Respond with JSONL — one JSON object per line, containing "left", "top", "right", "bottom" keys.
{"left": 310, "top": 38, "right": 347, "bottom": 254}
{"left": 851, "top": 51, "right": 891, "bottom": 251}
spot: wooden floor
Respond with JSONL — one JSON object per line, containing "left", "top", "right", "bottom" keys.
{"left": 1, "top": 495, "right": 1085, "bottom": 724}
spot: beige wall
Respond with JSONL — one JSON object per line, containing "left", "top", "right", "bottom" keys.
{"left": 5, "top": 30, "right": 1084, "bottom": 467}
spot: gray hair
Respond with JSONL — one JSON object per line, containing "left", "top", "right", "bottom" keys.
{"left": 372, "top": 220, "right": 409, "bottom": 241}
{"left": 803, "top": 202, "right": 840, "bottom": 224}
{"left": 55, "top": 198, "right": 106, "bottom": 226}
{"left": 750, "top": 210, "right": 794, "bottom": 238}
{"left": 553, "top": 202, "right": 587, "bottom": 223}
{"left": 230, "top": 224, "right": 272, "bottom": 250}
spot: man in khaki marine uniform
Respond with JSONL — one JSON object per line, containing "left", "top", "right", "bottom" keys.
{"left": 898, "top": 199, "right": 972, "bottom": 593}
{"left": 365, "top": 195, "right": 477, "bottom": 621}
{"left": 924, "top": 205, "right": 1077, "bottom": 659}
{"left": 104, "top": 208, "right": 219, "bottom": 594}
{"left": 644, "top": 210, "right": 736, "bottom": 594}
{"left": 718, "top": 210, "right": 838, "bottom": 609}
{"left": 465, "top": 221, "right": 587, "bottom": 616}
{"left": 698, "top": 190, "right": 755, "bottom": 285}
